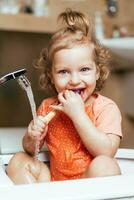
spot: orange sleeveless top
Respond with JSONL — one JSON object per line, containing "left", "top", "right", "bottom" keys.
{"left": 37, "top": 95, "right": 122, "bottom": 181}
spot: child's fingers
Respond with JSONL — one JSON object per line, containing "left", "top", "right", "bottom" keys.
{"left": 28, "top": 117, "right": 47, "bottom": 137}
{"left": 58, "top": 92, "right": 66, "bottom": 103}
{"left": 39, "top": 126, "right": 48, "bottom": 140}
{"left": 32, "top": 124, "right": 44, "bottom": 132}
{"left": 36, "top": 116, "right": 47, "bottom": 125}
{"left": 31, "top": 130, "right": 42, "bottom": 137}
{"left": 64, "top": 90, "right": 76, "bottom": 98}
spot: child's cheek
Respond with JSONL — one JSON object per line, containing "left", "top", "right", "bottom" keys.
{"left": 54, "top": 79, "right": 68, "bottom": 93}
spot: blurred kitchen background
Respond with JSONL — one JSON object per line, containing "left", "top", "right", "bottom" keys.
{"left": 0, "top": 0, "right": 134, "bottom": 148}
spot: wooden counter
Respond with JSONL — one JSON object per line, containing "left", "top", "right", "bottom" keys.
{"left": 0, "top": 13, "right": 56, "bottom": 33}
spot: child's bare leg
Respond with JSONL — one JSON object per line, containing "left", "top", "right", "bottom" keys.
{"left": 82, "top": 155, "right": 121, "bottom": 178}
{"left": 6, "top": 152, "right": 51, "bottom": 184}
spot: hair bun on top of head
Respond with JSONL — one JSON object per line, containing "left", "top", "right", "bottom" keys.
{"left": 58, "top": 8, "right": 89, "bottom": 36}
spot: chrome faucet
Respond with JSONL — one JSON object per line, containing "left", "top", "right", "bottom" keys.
{"left": 0, "top": 68, "right": 26, "bottom": 85}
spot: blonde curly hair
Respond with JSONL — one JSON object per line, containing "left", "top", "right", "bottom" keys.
{"left": 36, "top": 8, "right": 110, "bottom": 93}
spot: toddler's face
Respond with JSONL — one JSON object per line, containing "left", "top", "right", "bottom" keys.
{"left": 51, "top": 44, "right": 99, "bottom": 103}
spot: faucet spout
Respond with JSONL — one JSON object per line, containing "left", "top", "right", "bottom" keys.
{"left": 0, "top": 68, "right": 26, "bottom": 85}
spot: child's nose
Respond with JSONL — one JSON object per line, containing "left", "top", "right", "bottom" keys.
{"left": 69, "top": 73, "right": 81, "bottom": 85}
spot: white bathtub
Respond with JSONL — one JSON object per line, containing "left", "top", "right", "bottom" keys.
{"left": 0, "top": 128, "right": 134, "bottom": 200}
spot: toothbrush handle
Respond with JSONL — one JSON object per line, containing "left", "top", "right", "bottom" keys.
{"left": 43, "top": 110, "right": 57, "bottom": 124}
{"left": 43, "top": 103, "right": 62, "bottom": 123}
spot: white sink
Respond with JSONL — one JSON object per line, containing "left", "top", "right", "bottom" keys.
{"left": 102, "top": 37, "right": 134, "bottom": 63}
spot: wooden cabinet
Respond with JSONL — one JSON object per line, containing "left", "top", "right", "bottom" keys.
{"left": 0, "top": 13, "right": 56, "bottom": 33}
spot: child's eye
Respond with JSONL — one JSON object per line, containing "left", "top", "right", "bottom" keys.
{"left": 58, "top": 70, "right": 68, "bottom": 75}
{"left": 81, "top": 67, "right": 90, "bottom": 72}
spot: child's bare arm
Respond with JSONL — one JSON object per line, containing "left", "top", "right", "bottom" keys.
{"left": 73, "top": 113, "right": 120, "bottom": 157}
{"left": 23, "top": 132, "right": 45, "bottom": 156}
{"left": 52, "top": 90, "right": 121, "bottom": 157}
{"left": 22, "top": 110, "right": 57, "bottom": 155}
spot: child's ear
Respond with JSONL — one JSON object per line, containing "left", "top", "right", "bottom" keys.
{"left": 96, "top": 66, "right": 100, "bottom": 80}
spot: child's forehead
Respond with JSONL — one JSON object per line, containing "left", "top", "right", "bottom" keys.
{"left": 52, "top": 44, "right": 95, "bottom": 66}
{"left": 74, "top": 43, "right": 94, "bottom": 50}
{"left": 54, "top": 43, "right": 94, "bottom": 56}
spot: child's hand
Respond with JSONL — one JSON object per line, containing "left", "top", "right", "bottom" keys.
{"left": 27, "top": 116, "right": 48, "bottom": 141}
{"left": 51, "top": 90, "right": 85, "bottom": 120}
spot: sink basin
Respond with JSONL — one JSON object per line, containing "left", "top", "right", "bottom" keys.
{"left": 102, "top": 38, "right": 134, "bottom": 118}
{"left": 101, "top": 37, "right": 134, "bottom": 63}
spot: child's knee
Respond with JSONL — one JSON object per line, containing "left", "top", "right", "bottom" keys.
{"left": 7, "top": 152, "right": 51, "bottom": 184}
{"left": 7, "top": 152, "right": 30, "bottom": 175}
{"left": 84, "top": 155, "right": 121, "bottom": 178}
{"left": 37, "top": 162, "right": 51, "bottom": 182}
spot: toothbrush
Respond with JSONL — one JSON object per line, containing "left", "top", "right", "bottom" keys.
{"left": 43, "top": 109, "right": 57, "bottom": 124}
